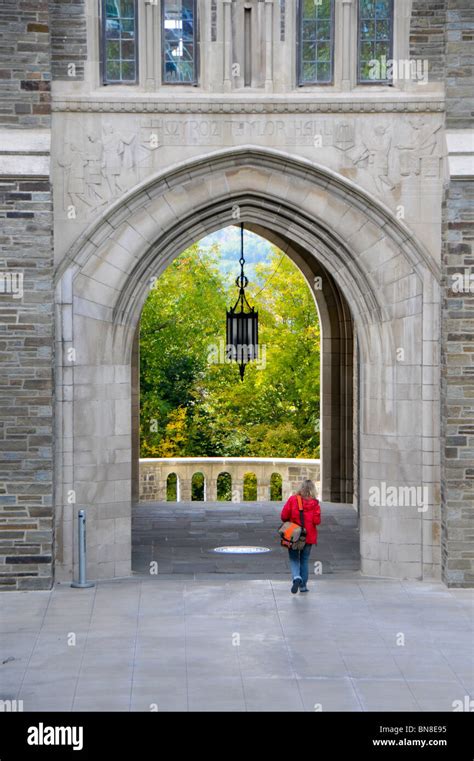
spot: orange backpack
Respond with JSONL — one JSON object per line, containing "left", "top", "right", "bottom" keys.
{"left": 278, "top": 496, "right": 307, "bottom": 550}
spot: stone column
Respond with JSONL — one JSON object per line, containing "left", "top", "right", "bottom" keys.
{"left": 207, "top": 478, "right": 218, "bottom": 502}
{"left": 264, "top": 0, "right": 274, "bottom": 92}
{"left": 144, "top": 0, "right": 157, "bottom": 90}
{"left": 282, "top": 480, "right": 292, "bottom": 502}
{"left": 341, "top": 0, "right": 353, "bottom": 91}
{"left": 257, "top": 481, "right": 270, "bottom": 501}
{"left": 179, "top": 473, "right": 191, "bottom": 502}
{"left": 392, "top": 0, "right": 412, "bottom": 91}
{"left": 233, "top": 479, "right": 243, "bottom": 503}
{"left": 157, "top": 478, "right": 167, "bottom": 501}
{"left": 131, "top": 327, "right": 140, "bottom": 503}
{"left": 223, "top": 0, "right": 232, "bottom": 92}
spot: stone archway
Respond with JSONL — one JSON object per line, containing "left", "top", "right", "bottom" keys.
{"left": 54, "top": 147, "right": 441, "bottom": 584}
{"left": 131, "top": 223, "right": 353, "bottom": 508}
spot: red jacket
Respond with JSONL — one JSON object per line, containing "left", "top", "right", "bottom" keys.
{"left": 281, "top": 494, "right": 321, "bottom": 545}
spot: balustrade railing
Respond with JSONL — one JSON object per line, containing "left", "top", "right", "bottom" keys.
{"left": 139, "top": 457, "right": 321, "bottom": 503}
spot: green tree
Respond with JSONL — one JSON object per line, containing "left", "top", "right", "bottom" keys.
{"left": 139, "top": 238, "right": 320, "bottom": 458}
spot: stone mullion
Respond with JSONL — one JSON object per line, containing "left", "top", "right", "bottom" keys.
{"left": 264, "top": 0, "right": 274, "bottom": 92}
{"left": 341, "top": 0, "right": 354, "bottom": 91}
{"left": 223, "top": 0, "right": 233, "bottom": 91}
{"left": 144, "top": 0, "right": 158, "bottom": 90}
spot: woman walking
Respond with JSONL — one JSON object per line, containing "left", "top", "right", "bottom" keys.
{"left": 281, "top": 479, "right": 321, "bottom": 593}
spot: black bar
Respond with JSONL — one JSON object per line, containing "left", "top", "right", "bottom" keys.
{"left": 0, "top": 712, "right": 472, "bottom": 758}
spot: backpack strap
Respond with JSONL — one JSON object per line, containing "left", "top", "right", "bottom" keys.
{"left": 296, "top": 495, "right": 305, "bottom": 530}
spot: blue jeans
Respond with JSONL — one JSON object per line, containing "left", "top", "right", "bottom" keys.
{"left": 288, "top": 544, "right": 312, "bottom": 586}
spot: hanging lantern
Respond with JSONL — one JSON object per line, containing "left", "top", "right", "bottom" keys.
{"left": 226, "top": 223, "right": 259, "bottom": 381}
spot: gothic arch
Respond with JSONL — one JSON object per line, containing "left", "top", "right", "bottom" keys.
{"left": 54, "top": 146, "right": 441, "bottom": 584}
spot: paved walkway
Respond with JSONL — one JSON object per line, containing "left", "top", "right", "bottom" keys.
{"left": 132, "top": 501, "right": 360, "bottom": 575}
{"left": 0, "top": 575, "right": 472, "bottom": 712}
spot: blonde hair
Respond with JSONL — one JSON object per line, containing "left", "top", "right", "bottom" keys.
{"left": 297, "top": 479, "right": 317, "bottom": 500}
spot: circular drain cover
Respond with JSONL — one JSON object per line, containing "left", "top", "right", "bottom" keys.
{"left": 213, "top": 546, "right": 271, "bottom": 554}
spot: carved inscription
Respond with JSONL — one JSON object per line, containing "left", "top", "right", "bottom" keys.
{"left": 55, "top": 115, "right": 444, "bottom": 215}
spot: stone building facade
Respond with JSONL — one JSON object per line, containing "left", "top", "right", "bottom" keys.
{"left": 0, "top": 0, "right": 472, "bottom": 589}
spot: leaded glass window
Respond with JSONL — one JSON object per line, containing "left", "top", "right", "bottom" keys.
{"left": 162, "top": 0, "right": 197, "bottom": 84}
{"left": 298, "top": 0, "right": 334, "bottom": 85}
{"left": 102, "top": 0, "right": 138, "bottom": 84}
{"left": 358, "top": 0, "right": 393, "bottom": 83}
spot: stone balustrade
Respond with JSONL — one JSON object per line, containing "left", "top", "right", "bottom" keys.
{"left": 139, "top": 457, "right": 321, "bottom": 503}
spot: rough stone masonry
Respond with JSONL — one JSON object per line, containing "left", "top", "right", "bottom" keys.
{"left": 0, "top": 1, "right": 53, "bottom": 589}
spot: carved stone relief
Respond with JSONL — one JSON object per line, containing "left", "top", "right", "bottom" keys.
{"left": 54, "top": 114, "right": 444, "bottom": 219}
{"left": 395, "top": 116, "right": 442, "bottom": 178}
{"left": 56, "top": 120, "right": 157, "bottom": 214}
{"left": 331, "top": 116, "right": 443, "bottom": 195}
{"left": 352, "top": 124, "right": 395, "bottom": 194}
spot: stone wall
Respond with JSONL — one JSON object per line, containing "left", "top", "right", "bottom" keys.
{"left": 0, "top": 175, "right": 54, "bottom": 590}
{"left": 409, "top": 0, "right": 446, "bottom": 82}
{"left": 440, "top": 0, "right": 474, "bottom": 587}
{"left": 0, "top": 1, "right": 54, "bottom": 590}
{"left": 0, "top": 0, "right": 52, "bottom": 128}
{"left": 446, "top": 0, "right": 473, "bottom": 129}
{"left": 442, "top": 180, "right": 474, "bottom": 587}
{"left": 49, "top": 0, "right": 87, "bottom": 81}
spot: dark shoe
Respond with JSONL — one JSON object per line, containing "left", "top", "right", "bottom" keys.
{"left": 291, "top": 577, "right": 302, "bottom": 594}
{"left": 300, "top": 586, "right": 309, "bottom": 593}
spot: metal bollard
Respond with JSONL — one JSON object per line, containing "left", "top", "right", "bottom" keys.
{"left": 71, "top": 509, "right": 95, "bottom": 588}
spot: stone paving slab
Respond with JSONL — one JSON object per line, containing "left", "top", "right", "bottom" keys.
{"left": 132, "top": 500, "right": 360, "bottom": 576}
{"left": 0, "top": 575, "right": 472, "bottom": 712}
